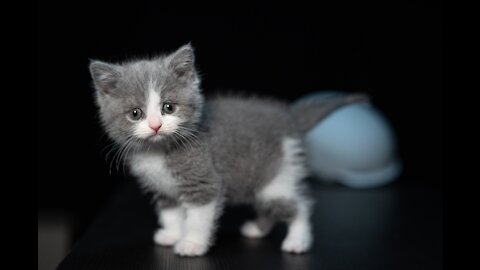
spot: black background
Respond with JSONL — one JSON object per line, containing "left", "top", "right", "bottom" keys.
{"left": 38, "top": 2, "right": 442, "bottom": 242}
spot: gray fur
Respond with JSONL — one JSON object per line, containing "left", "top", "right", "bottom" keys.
{"left": 166, "top": 143, "right": 221, "bottom": 205}
{"left": 153, "top": 193, "right": 178, "bottom": 209}
{"left": 90, "top": 44, "right": 368, "bottom": 254}
{"left": 202, "top": 96, "right": 292, "bottom": 204}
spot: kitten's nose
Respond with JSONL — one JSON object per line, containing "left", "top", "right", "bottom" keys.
{"left": 149, "top": 124, "right": 162, "bottom": 133}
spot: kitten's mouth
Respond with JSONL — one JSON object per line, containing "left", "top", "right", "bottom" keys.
{"left": 146, "top": 133, "right": 166, "bottom": 142}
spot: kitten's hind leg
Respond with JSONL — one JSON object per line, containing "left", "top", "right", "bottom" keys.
{"left": 240, "top": 198, "right": 297, "bottom": 239}
{"left": 240, "top": 213, "right": 275, "bottom": 239}
{"left": 280, "top": 197, "right": 313, "bottom": 254}
{"left": 243, "top": 197, "right": 313, "bottom": 254}
{"left": 251, "top": 136, "right": 313, "bottom": 253}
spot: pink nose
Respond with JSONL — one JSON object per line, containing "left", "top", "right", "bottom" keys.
{"left": 149, "top": 124, "right": 162, "bottom": 133}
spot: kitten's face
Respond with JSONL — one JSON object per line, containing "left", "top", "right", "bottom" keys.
{"left": 90, "top": 44, "right": 203, "bottom": 145}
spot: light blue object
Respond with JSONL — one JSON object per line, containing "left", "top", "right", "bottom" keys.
{"left": 297, "top": 91, "right": 402, "bottom": 188}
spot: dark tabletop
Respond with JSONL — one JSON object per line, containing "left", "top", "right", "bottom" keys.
{"left": 56, "top": 178, "right": 443, "bottom": 270}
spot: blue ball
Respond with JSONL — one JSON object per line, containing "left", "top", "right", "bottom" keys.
{"left": 296, "top": 91, "right": 402, "bottom": 188}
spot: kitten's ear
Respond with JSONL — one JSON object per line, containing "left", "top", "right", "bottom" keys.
{"left": 167, "top": 44, "right": 196, "bottom": 79}
{"left": 89, "top": 60, "right": 121, "bottom": 95}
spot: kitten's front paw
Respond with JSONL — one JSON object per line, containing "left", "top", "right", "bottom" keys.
{"left": 240, "top": 221, "right": 267, "bottom": 238}
{"left": 153, "top": 229, "right": 182, "bottom": 246}
{"left": 174, "top": 239, "right": 208, "bottom": 256}
{"left": 281, "top": 236, "right": 312, "bottom": 254}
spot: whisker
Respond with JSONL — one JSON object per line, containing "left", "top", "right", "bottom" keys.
{"left": 117, "top": 137, "right": 136, "bottom": 172}
{"left": 173, "top": 127, "right": 206, "bottom": 153}
{"left": 176, "top": 127, "right": 206, "bottom": 150}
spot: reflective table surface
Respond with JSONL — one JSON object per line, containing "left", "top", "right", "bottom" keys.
{"left": 57, "top": 178, "right": 443, "bottom": 270}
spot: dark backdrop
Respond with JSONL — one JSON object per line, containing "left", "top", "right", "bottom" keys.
{"left": 38, "top": 2, "right": 442, "bottom": 241}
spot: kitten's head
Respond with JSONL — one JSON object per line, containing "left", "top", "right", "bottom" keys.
{"left": 89, "top": 44, "right": 203, "bottom": 145}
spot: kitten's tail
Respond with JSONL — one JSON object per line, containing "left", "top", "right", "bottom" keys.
{"left": 290, "top": 92, "right": 370, "bottom": 134}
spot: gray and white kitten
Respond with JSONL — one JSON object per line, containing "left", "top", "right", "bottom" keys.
{"left": 90, "top": 44, "right": 367, "bottom": 256}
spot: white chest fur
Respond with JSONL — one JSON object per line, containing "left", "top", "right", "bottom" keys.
{"left": 130, "top": 152, "right": 178, "bottom": 196}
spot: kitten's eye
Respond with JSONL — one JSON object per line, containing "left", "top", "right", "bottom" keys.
{"left": 163, "top": 103, "right": 176, "bottom": 114}
{"left": 128, "top": 108, "right": 143, "bottom": 121}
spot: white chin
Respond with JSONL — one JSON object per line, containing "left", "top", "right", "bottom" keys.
{"left": 148, "top": 134, "right": 165, "bottom": 142}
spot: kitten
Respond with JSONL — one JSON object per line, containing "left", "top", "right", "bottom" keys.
{"left": 90, "top": 44, "right": 367, "bottom": 256}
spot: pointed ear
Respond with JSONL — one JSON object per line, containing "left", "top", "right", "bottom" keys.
{"left": 89, "top": 60, "right": 121, "bottom": 94}
{"left": 167, "top": 44, "right": 196, "bottom": 79}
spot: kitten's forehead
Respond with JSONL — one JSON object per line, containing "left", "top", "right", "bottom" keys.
{"left": 121, "top": 57, "right": 192, "bottom": 102}
{"left": 118, "top": 58, "right": 169, "bottom": 101}
{"left": 128, "top": 58, "right": 167, "bottom": 75}
{"left": 125, "top": 59, "right": 167, "bottom": 84}
{"left": 102, "top": 54, "right": 199, "bottom": 111}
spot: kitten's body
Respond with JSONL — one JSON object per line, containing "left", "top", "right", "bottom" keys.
{"left": 133, "top": 97, "right": 296, "bottom": 203}
{"left": 90, "top": 44, "right": 367, "bottom": 256}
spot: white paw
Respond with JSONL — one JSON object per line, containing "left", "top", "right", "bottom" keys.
{"left": 174, "top": 239, "right": 208, "bottom": 256}
{"left": 240, "top": 221, "right": 266, "bottom": 238}
{"left": 281, "top": 236, "right": 312, "bottom": 254}
{"left": 153, "top": 229, "right": 182, "bottom": 246}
